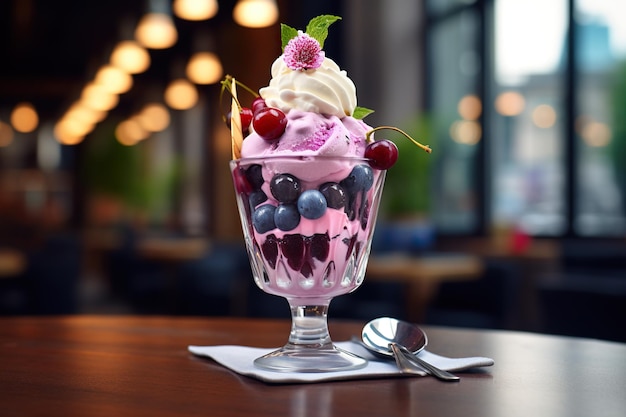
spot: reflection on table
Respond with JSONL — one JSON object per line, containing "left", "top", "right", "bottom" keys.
{"left": 366, "top": 253, "right": 484, "bottom": 322}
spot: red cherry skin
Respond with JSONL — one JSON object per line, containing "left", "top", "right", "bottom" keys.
{"left": 364, "top": 139, "right": 399, "bottom": 170}
{"left": 232, "top": 166, "right": 252, "bottom": 194}
{"left": 239, "top": 107, "right": 253, "bottom": 131}
{"left": 253, "top": 107, "right": 287, "bottom": 141}
{"left": 226, "top": 107, "right": 254, "bottom": 132}
{"left": 252, "top": 97, "right": 267, "bottom": 115}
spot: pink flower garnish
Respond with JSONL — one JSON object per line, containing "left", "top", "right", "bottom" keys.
{"left": 283, "top": 31, "right": 325, "bottom": 71}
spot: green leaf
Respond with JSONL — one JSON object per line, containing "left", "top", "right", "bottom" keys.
{"left": 281, "top": 24, "right": 298, "bottom": 50}
{"left": 352, "top": 106, "right": 375, "bottom": 119}
{"left": 305, "top": 15, "right": 341, "bottom": 48}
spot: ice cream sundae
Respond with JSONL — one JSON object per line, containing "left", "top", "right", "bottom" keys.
{"left": 224, "top": 15, "right": 430, "bottom": 372}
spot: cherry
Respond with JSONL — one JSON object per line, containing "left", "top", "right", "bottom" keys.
{"left": 227, "top": 107, "right": 254, "bottom": 132}
{"left": 239, "top": 107, "right": 254, "bottom": 130}
{"left": 364, "top": 139, "right": 399, "bottom": 170}
{"left": 252, "top": 97, "right": 267, "bottom": 115}
{"left": 253, "top": 107, "right": 287, "bottom": 141}
{"left": 232, "top": 167, "right": 252, "bottom": 194}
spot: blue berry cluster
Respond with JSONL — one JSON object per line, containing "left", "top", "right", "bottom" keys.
{"left": 244, "top": 163, "right": 375, "bottom": 234}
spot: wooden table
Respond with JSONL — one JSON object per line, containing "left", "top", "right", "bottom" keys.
{"left": 366, "top": 253, "right": 484, "bottom": 322}
{"left": 1, "top": 316, "right": 624, "bottom": 417}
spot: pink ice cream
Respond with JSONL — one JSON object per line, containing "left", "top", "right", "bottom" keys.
{"left": 242, "top": 110, "right": 369, "bottom": 159}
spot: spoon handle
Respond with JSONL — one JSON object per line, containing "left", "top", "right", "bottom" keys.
{"left": 390, "top": 343, "right": 460, "bottom": 382}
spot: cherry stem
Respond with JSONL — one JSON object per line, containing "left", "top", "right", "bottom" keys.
{"left": 219, "top": 75, "right": 260, "bottom": 121}
{"left": 221, "top": 75, "right": 259, "bottom": 101}
{"left": 365, "top": 126, "right": 432, "bottom": 153}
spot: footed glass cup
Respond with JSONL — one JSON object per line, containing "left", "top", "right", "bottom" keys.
{"left": 230, "top": 156, "right": 386, "bottom": 372}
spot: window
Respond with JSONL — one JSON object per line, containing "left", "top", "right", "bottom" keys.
{"left": 425, "top": 0, "right": 626, "bottom": 237}
{"left": 574, "top": 0, "right": 626, "bottom": 236}
{"left": 428, "top": 7, "right": 482, "bottom": 234}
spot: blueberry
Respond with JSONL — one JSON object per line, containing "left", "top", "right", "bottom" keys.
{"left": 248, "top": 190, "right": 267, "bottom": 209}
{"left": 319, "top": 182, "right": 346, "bottom": 209}
{"left": 252, "top": 204, "right": 276, "bottom": 233}
{"left": 245, "top": 164, "right": 264, "bottom": 190}
{"left": 274, "top": 204, "right": 300, "bottom": 231}
{"left": 340, "top": 165, "right": 374, "bottom": 193}
{"left": 270, "top": 174, "right": 301, "bottom": 203}
{"left": 297, "top": 190, "right": 327, "bottom": 219}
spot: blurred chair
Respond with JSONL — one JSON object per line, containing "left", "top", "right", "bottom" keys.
{"left": 535, "top": 238, "right": 626, "bottom": 342}
{"left": 560, "top": 238, "right": 626, "bottom": 275}
{"left": 0, "top": 277, "right": 29, "bottom": 315}
{"left": 330, "top": 281, "right": 408, "bottom": 321}
{"left": 424, "top": 259, "right": 521, "bottom": 329}
{"left": 177, "top": 241, "right": 251, "bottom": 316}
{"left": 24, "top": 233, "right": 83, "bottom": 315}
{"left": 103, "top": 226, "right": 171, "bottom": 314}
{"left": 537, "top": 274, "right": 626, "bottom": 342}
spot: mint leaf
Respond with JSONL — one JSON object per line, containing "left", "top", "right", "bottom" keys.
{"left": 305, "top": 15, "right": 341, "bottom": 48}
{"left": 281, "top": 24, "right": 298, "bottom": 50}
{"left": 353, "top": 106, "right": 375, "bottom": 119}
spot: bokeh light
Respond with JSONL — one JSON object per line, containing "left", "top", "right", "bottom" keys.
{"left": 164, "top": 79, "right": 199, "bottom": 110}
{"left": 495, "top": 91, "right": 525, "bottom": 116}
{"left": 458, "top": 95, "right": 482, "bottom": 121}
{"left": 110, "top": 40, "right": 151, "bottom": 74}
{"left": 135, "top": 13, "right": 178, "bottom": 49}
{"left": 532, "top": 104, "right": 557, "bottom": 128}
{"left": 10, "top": 102, "right": 39, "bottom": 133}
{"left": 173, "top": 0, "right": 218, "bottom": 21}
{"left": 186, "top": 52, "right": 223, "bottom": 85}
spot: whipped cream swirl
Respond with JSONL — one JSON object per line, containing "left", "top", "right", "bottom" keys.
{"left": 259, "top": 56, "right": 357, "bottom": 119}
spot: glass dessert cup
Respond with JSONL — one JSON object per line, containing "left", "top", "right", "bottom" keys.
{"left": 230, "top": 155, "right": 386, "bottom": 372}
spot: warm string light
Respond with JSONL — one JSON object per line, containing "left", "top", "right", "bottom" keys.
{"left": 95, "top": 65, "right": 134, "bottom": 94}
{"left": 50, "top": 0, "right": 252, "bottom": 145}
{"left": 116, "top": 119, "right": 149, "bottom": 146}
{"left": 135, "top": 103, "right": 171, "bottom": 132}
{"left": 110, "top": 40, "right": 151, "bottom": 74}
{"left": 10, "top": 102, "right": 39, "bottom": 133}
{"left": 173, "top": 0, "right": 218, "bottom": 21}
{"left": 81, "top": 82, "right": 119, "bottom": 112}
{"left": 114, "top": 103, "right": 171, "bottom": 146}
{"left": 164, "top": 79, "right": 199, "bottom": 110}
{"left": 135, "top": 13, "right": 178, "bottom": 49}
{"left": 186, "top": 52, "right": 223, "bottom": 84}
{"left": 233, "top": 0, "right": 279, "bottom": 28}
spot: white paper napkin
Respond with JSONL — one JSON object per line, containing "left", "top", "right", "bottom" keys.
{"left": 188, "top": 341, "right": 494, "bottom": 383}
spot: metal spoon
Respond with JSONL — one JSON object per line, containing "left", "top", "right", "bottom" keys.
{"left": 361, "top": 317, "right": 460, "bottom": 382}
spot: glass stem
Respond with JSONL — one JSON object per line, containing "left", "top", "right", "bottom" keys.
{"left": 286, "top": 303, "right": 333, "bottom": 349}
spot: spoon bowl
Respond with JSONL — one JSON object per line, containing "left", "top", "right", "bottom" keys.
{"left": 361, "top": 317, "right": 460, "bottom": 382}
{"left": 361, "top": 317, "right": 428, "bottom": 356}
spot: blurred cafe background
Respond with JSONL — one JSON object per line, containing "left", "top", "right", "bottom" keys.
{"left": 0, "top": 0, "right": 624, "bottom": 342}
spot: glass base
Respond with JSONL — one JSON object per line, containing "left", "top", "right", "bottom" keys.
{"left": 254, "top": 343, "right": 368, "bottom": 373}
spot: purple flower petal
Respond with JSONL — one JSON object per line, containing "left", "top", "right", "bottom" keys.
{"left": 283, "top": 32, "right": 325, "bottom": 71}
